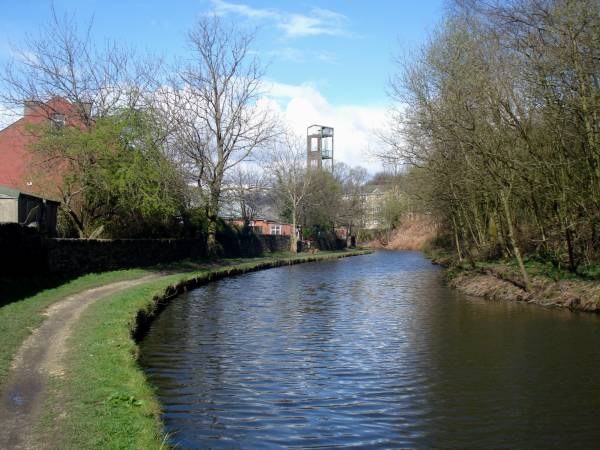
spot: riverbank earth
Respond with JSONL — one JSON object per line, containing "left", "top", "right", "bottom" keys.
{"left": 0, "top": 250, "right": 368, "bottom": 449}
{"left": 428, "top": 250, "right": 600, "bottom": 312}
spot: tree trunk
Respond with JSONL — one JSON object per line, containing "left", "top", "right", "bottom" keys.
{"left": 495, "top": 209, "right": 510, "bottom": 258}
{"left": 206, "top": 213, "right": 218, "bottom": 256}
{"left": 565, "top": 224, "right": 577, "bottom": 273}
{"left": 290, "top": 209, "right": 298, "bottom": 253}
{"left": 451, "top": 214, "right": 463, "bottom": 263}
{"left": 206, "top": 186, "right": 221, "bottom": 257}
{"left": 500, "top": 190, "right": 531, "bottom": 292}
{"left": 64, "top": 205, "right": 85, "bottom": 238}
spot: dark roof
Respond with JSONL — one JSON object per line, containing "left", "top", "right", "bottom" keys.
{"left": 0, "top": 185, "right": 60, "bottom": 204}
{"left": 0, "top": 185, "right": 20, "bottom": 199}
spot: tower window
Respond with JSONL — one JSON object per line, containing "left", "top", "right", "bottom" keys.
{"left": 310, "top": 137, "right": 319, "bottom": 152}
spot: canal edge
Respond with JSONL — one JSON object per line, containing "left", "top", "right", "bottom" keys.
{"left": 426, "top": 253, "right": 600, "bottom": 313}
{"left": 22, "top": 250, "right": 371, "bottom": 449}
{"left": 131, "top": 249, "right": 372, "bottom": 343}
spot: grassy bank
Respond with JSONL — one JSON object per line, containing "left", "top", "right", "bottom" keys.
{"left": 0, "top": 268, "right": 152, "bottom": 386}
{"left": 29, "top": 250, "right": 369, "bottom": 449}
{"left": 424, "top": 245, "right": 600, "bottom": 312}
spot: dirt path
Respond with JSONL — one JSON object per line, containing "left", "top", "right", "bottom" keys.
{"left": 0, "top": 274, "right": 166, "bottom": 450}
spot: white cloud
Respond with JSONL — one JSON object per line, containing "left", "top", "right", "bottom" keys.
{"left": 262, "top": 47, "right": 337, "bottom": 64}
{"left": 210, "top": 0, "right": 278, "bottom": 20}
{"left": 263, "top": 81, "right": 387, "bottom": 173}
{"left": 209, "top": 0, "right": 350, "bottom": 38}
{"left": 0, "top": 104, "right": 20, "bottom": 130}
{"left": 280, "top": 8, "right": 348, "bottom": 38}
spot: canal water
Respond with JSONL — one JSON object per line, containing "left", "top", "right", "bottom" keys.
{"left": 139, "top": 251, "right": 600, "bottom": 449}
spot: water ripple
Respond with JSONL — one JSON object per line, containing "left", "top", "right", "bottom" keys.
{"left": 140, "top": 251, "right": 600, "bottom": 449}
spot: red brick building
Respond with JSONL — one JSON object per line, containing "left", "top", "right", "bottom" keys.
{"left": 335, "top": 226, "right": 349, "bottom": 240}
{"left": 230, "top": 218, "right": 294, "bottom": 236}
{"left": 0, "top": 97, "right": 83, "bottom": 196}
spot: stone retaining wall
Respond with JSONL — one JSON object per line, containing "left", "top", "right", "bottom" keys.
{"left": 46, "top": 238, "right": 208, "bottom": 274}
{"left": 0, "top": 224, "right": 291, "bottom": 276}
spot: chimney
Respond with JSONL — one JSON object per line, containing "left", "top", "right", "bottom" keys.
{"left": 24, "top": 100, "right": 39, "bottom": 117}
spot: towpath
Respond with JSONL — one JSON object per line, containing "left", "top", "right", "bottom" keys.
{"left": 0, "top": 274, "right": 167, "bottom": 449}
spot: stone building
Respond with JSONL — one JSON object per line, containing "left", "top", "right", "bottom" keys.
{"left": 0, "top": 185, "right": 59, "bottom": 235}
{"left": 361, "top": 185, "right": 386, "bottom": 229}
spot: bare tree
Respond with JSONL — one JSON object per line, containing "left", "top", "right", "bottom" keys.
{"left": 222, "top": 165, "right": 267, "bottom": 223}
{"left": 265, "top": 132, "right": 313, "bottom": 253}
{"left": 0, "top": 5, "right": 159, "bottom": 127}
{"left": 331, "top": 162, "right": 369, "bottom": 239}
{"left": 381, "top": 0, "right": 600, "bottom": 283}
{"left": 170, "top": 16, "right": 276, "bottom": 254}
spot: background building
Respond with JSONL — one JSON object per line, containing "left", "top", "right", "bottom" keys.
{"left": 307, "top": 125, "right": 334, "bottom": 172}
{"left": 0, "top": 185, "right": 59, "bottom": 235}
{"left": 0, "top": 97, "right": 82, "bottom": 196}
{"left": 230, "top": 217, "right": 294, "bottom": 236}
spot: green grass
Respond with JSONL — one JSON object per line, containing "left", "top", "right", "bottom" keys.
{"left": 501, "top": 257, "right": 600, "bottom": 282}
{"left": 38, "top": 275, "right": 182, "bottom": 450}
{"left": 434, "top": 251, "right": 600, "bottom": 284}
{"left": 577, "top": 264, "right": 600, "bottom": 280}
{"left": 31, "top": 250, "right": 369, "bottom": 449}
{"left": 0, "top": 268, "right": 150, "bottom": 386}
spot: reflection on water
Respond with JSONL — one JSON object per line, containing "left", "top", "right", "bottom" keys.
{"left": 139, "top": 251, "right": 600, "bottom": 449}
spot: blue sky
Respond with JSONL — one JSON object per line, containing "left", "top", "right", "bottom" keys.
{"left": 0, "top": 0, "right": 446, "bottom": 171}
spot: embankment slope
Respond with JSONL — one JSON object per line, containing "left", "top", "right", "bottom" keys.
{"left": 449, "top": 266, "right": 600, "bottom": 312}
{"left": 367, "top": 214, "right": 438, "bottom": 251}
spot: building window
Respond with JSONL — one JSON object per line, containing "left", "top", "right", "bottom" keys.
{"left": 51, "top": 113, "right": 66, "bottom": 128}
{"left": 270, "top": 225, "right": 282, "bottom": 235}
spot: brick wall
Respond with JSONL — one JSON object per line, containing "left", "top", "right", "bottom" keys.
{"left": 0, "top": 98, "right": 77, "bottom": 195}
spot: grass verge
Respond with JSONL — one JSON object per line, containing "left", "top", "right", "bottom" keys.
{"left": 0, "top": 268, "right": 151, "bottom": 386}
{"left": 36, "top": 250, "right": 370, "bottom": 449}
